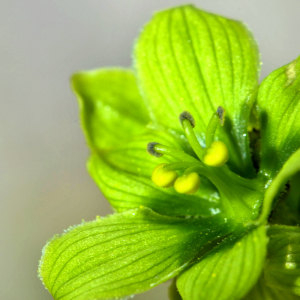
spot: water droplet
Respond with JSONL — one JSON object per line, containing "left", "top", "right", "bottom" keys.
{"left": 285, "top": 262, "right": 297, "bottom": 269}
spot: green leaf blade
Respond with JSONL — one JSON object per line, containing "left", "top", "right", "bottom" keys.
{"left": 177, "top": 226, "right": 268, "bottom": 300}
{"left": 134, "top": 5, "right": 260, "bottom": 177}
{"left": 39, "top": 208, "right": 232, "bottom": 300}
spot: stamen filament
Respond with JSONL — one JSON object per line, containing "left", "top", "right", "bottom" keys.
{"left": 163, "top": 162, "right": 196, "bottom": 171}
{"left": 181, "top": 117, "right": 206, "bottom": 161}
{"left": 183, "top": 165, "right": 203, "bottom": 175}
{"left": 153, "top": 144, "right": 199, "bottom": 163}
{"left": 205, "top": 106, "right": 225, "bottom": 148}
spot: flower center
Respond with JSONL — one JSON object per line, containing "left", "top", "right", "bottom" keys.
{"left": 147, "top": 107, "right": 229, "bottom": 195}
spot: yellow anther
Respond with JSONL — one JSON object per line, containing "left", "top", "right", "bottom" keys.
{"left": 204, "top": 141, "right": 229, "bottom": 167}
{"left": 151, "top": 163, "right": 178, "bottom": 188}
{"left": 174, "top": 172, "right": 201, "bottom": 195}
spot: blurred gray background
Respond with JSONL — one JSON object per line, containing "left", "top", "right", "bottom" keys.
{"left": 1, "top": 0, "right": 300, "bottom": 299}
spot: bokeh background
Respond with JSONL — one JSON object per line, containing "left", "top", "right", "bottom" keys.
{"left": 1, "top": 0, "right": 300, "bottom": 299}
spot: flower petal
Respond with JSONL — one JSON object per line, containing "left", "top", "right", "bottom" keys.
{"left": 134, "top": 5, "right": 260, "bottom": 176}
{"left": 71, "top": 68, "right": 150, "bottom": 151}
{"left": 177, "top": 225, "right": 267, "bottom": 300}
{"left": 264, "top": 225, "right": 300, "bottom": 296}
{"left": 242, "top": 276, "right": 300, "bottom": 300}
{"left": 39, "top": 208, "right": 233, "bottom": 300}
{"left": 257, "top": 55, "right": 300, "bottom": 180}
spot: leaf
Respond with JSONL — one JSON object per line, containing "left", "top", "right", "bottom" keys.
{"left": 177, "top": 225, "right": 267, "bottom": 300}
{"left": 257, "top": 55, "right": 300, "bottom": 180}
{"left": 264, "top": 225, "right": 300, "bottom": 296}
{"left": 71, "top": 68, "right": 150, "bottom": 151}
{"left": 39, "top": 208, "right": 233, "bottom": 300}
{"left": 253, "top": 147, "right": 300, "bottom": 225}
{"left": 134, "top": 5, "right": 260, "bottom": 177}
{"left": 242, "top": 276, "right": 300, "bottom": 300}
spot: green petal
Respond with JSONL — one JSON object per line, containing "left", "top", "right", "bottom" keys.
{"left": 254, "top": 148, "right": 300, "bottom": 225}
{"left": 177, "top": 226, "right": 267, "bottom": 300}
{"left": 242, "top": 276, "right": 300, "bottom": 300}
{"left": 264, "top": 225, "right": 300, "bottom": 296}
{"left": 71, "top": 68, "right": 150, "bottom": 151}
{"left": 134, "top": 5, "right": 260, "bottom": 177}
{"left": 39, "top": 208, "right": 232, "bottom": 300}
{"left": 257, "top": 55, "right": 300, "bottom": 180}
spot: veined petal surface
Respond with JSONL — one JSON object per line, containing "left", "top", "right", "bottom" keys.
{"left": 39, "top": 208, "right": 233, "bottom": 300}
{"left": 135, "top": 5, "right": 260, "bottom": 176}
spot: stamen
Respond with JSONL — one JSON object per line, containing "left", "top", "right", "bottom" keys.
{"left": 174, "top": 171, "right": 201, "bottom": 195}
{"left": 179, "top": 111, "right": 195, "bottom": 128}
{"left": 151, "top": 164, "right": 178, "bottom": 188}
{"left": 204, "top": 141, "right": 229, "bottom": 167}
{"left": 147, "top": 142, "right": 199, "bottom": 163}
{"left": 217, "top": 106, "right": 225, "bottom": 126}
{"left": 205, "top": 106, "right": 225, "bottom": 149}
{"left": 151, "top": 163, "right": 178, "bottom": 188}
{"left": 179, "top": 111, "right": 206, "bottom": 161}
{"left": 147, "top": 142, "right": 163, "bottom": 158}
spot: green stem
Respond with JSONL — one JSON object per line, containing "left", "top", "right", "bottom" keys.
{"left": 205, "top": 112, "right": 220, "bottom": 148}
{"left": 163, "top": 162, "right": 196, "bottom": 171}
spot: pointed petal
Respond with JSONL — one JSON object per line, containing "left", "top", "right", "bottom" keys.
{"left": 135, "top": 5, "right": 260, "bottom": 176}
{"left": 71, "top": 68, "right": 150, "bottom": 151}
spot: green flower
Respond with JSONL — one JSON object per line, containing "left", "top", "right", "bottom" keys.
{"left": 38, "top": 5, "right": 300, "bottom": 300}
